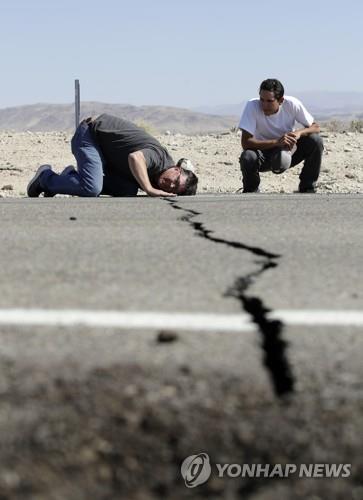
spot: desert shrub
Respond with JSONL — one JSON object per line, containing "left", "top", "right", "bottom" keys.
{"left": 349, "top": 120, "right": 363, "bottom": 132}
{"left": 324, "top": 120, "right": 345, "bottom": 133}
{"left": 135, "top": 120, "right": 157, "bottom": 135}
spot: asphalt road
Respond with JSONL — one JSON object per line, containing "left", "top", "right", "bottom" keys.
{"left": 1, "top": 194, "right": 361, "bottom": 312}
{"left": 0, "top": 194, "right": 362, "bottom": 499}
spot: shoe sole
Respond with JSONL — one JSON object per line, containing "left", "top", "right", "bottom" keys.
{"left": 27, "top": 165, "right": 52, "bottom": 197}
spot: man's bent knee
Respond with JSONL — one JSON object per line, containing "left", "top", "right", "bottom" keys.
{"left": 240, "top": 149, "right": 259, "bottom": 170}
{"left": 240, "top": 149, "right": 258, "bottom": 162}
{"left": 79, "top": 183, "right": 102, "bottom": 197}
{"left": 306, "top": 133, "right": 324, "bottom": 150}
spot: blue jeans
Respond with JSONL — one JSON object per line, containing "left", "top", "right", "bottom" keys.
{"left": 40, "top": 121, "right": 104, "bottom": 196}
{"left": 40, "top": 121, "right": 139, "bottom": 197}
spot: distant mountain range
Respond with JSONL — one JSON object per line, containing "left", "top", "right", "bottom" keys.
{"left": 0, "top": 102, "right": 238, "bottom": 134}
{"left": 0, "top": 92, "right": 362, "bottom": 134}
{"left": 193, "top": 91, "right": 363, "bottom": 121}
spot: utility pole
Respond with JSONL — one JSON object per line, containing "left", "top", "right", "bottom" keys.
{"left": 75, "top": 79, "right": 80, "bottom": 129}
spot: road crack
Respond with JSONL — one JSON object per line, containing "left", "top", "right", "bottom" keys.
{"left": 167, "top": 199, "right": 295, "bottom": 397}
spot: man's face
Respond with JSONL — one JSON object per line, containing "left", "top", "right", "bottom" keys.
{"left": 259, "top": 90, "right": 283, "bottom": 115}
{"left": 158, "top": 166, "right": 187, "bottom": 194}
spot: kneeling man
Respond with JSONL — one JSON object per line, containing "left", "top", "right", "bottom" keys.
{"left": 28, "top": 114, "right": 198, "bottom": 198}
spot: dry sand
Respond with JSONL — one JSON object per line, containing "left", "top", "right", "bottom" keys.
{"left": 0, "top": 129, "right": 362, "bottom": 196}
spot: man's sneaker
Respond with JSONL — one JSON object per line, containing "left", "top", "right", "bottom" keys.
{"left": 27, "top": 165, "right": 52, "bottom": 197}
{"left": 236, "top": 186, "right": 261, "bottom": 193}
{"left": 238, "top": 187, "right": 260, "bottom": 193}
{"left": 299, "top": 186, "right": 316, "bottom": 193}
{"left": 44, "top": 165, "right": 77, "bottom": 197}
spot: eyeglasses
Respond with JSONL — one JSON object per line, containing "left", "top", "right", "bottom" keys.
{"left": 173, "top": 169, "right": 183, "bottom": 193}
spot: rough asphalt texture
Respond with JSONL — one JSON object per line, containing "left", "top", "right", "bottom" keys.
{"left": 0, "top": 195, "right": 362, "bottom": 499}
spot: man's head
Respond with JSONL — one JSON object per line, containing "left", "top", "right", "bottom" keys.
{"left": 157, "top": 162, "right": 198, "bottom": 195}
{"left": 259, "top": 79, "right": 285, "bottom": 116}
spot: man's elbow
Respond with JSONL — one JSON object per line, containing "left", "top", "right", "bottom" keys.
{"left": 129, "top": 151, "right": 139, "bottom": 162}
{"left": 241, "top": 139, "right": 251, "bottom": 150}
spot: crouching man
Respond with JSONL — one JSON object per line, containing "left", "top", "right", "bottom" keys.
{"left": 239, "top": 79, "right": 323, "bottom": 193}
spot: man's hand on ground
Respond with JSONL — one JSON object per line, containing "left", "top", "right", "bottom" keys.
{"left": 146, "top": 187, "right": 177, "bottom": 197}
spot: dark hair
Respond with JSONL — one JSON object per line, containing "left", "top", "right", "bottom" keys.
{"left": 180, "top": 168, "right": 198, "bottom": 196}
{"left": 259, "top": 79, "right": 284, "bottom": 100}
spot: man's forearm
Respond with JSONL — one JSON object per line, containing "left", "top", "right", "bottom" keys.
{"left": 241, "top": 137, "right": 278, "bottom": 151}
{"left": 128, "top": 151, "right": 153, "bottom": 194}
{"left": 294, "top": 122, "right": 320, "bottom": 138}
{"left": 241, "top": 122, "right": 321, "bottom": 150}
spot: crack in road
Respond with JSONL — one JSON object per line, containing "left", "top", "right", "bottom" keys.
{"left": 167, "top": 199, "right": 295, "bottom": 397}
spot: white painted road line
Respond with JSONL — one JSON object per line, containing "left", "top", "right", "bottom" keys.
{"left": 0, "top": 309, "right": 362, "bottom": 331}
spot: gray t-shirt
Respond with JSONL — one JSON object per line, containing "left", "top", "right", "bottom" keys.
{"left": 89, "top": 114, "right": 175, "bottom": 183}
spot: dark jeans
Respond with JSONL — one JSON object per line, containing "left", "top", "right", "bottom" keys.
{"left": 101, "top": 173, "right": 139, "bottom": 197}
{"left": 40, "top": 121, "right": 139, "bottom": 197}
{"left": 239, "top": 133, "right": 324, "bottom": 192}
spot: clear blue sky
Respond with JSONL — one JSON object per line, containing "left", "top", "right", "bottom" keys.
{"left": 1, "top": 0, "right": 362, "bottom": 109}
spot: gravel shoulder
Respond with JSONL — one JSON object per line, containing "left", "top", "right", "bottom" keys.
{"left": 0, "top": 129, "right": 362, "bottom": 196}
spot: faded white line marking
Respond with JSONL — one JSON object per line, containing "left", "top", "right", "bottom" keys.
{"left": 0, "top": 309, "right": 362, "bottom": 331}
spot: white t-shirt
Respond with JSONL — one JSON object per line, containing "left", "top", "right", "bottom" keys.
{"left": 238, "top": 96, "right": 314, "bottom": 140}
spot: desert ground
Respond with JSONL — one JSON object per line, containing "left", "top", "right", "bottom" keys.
{"left": 0, "top": 128, "right": 362, "bottom": 196}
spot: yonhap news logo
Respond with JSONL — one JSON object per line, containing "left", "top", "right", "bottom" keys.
{"left": 181, "top": 453, "right": 212, "bottom": 488}
{"left": 180, "top": 453, "right": 351, "bottom": 488}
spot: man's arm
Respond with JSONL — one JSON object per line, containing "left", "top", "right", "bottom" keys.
{"left": 241, "top": 122, "right": 320, "bottom": 151}
{"left": 241, "top": 130, "right": 278, "bottom": 151}
{"left": 291, "top": 122, "right": 320, "bottom": 139}
{"left": 128, "top": 151, "right": 176, "bottom": 197}
{"left": 241, "top": 130, "right": 296, "bottom": 151}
